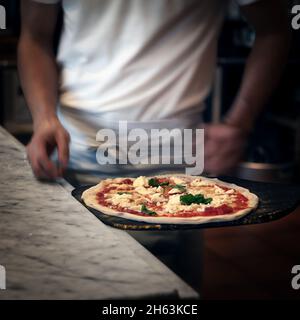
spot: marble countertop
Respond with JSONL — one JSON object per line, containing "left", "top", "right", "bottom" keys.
{"left": 0, "top": 127, "right": 198, "bottom": 299}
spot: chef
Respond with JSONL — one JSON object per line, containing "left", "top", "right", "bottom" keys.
{"left": 18, "top": 0, "right": 290, "bottom": 292}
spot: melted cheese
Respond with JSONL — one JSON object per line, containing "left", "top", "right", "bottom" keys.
{"left": 110, "top": 193, "right": 133, "bottom": 206}
{"left": 133, "top": 176, "right": 148, "bottom": 188}
{"left": 164, "top": 195, "right": 205, "bottom": 214}
{"left": 190, "top": 179, "right": 211, "bottom": 187}
{"left": 150, "top": 193, "right": 166, "bottom": 202}
{"left": 135, "top": 186, "right": 160, "bottom": 195}
{"left": 135, "top": 186, "right": 151, "bottom": 195}
{"left": 168, "top": 188, "right": 183, "bottom": 195}
{"left": 211, "top": 194, "right": 232, "bottom": 206}
{"left": 168, "top": 195, "right": 181, "bottom": 205}
{"left": 172, "top": 177, "right": 186, "bottom": 185}
{"left": 164, "top": 195, "right": 181, "bottom": 213}
{"left": 213, "top": 185, "right": 226, "bottom": 194}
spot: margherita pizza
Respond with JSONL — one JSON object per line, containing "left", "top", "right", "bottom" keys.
{"left": 81, "top": 174, "right": 259, "bottom": 224}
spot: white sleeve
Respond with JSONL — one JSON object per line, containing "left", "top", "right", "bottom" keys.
{"left": 235, "top": 0, "right": 261, "bottom": 5}
{"left": 30, "top": 0, "right": 60, "bottom": 4}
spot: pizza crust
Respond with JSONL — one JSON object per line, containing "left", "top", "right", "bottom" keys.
{"left": 81, "top": 174, "right": 259, "bottom": 225}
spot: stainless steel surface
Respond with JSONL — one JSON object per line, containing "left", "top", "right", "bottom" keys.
{"left": 236, "top": 161, "right": 295, "bottom": 183}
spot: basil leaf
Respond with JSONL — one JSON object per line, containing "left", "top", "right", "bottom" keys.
{"left": 180, "top": 194, "right": 212, "bottom": 205}
{"left": 141, "top": 204, "right": 157, "bottom": 216}
{"left": 117, "top": 192, "right": 131, "bottom": 195}
{"left": 148, "top": 178, "right": 169, "bottom": 187}
{"left": 202, "top": 197, "right": 213, "bottom": 204}
{"left": 170, "top": 184, "right": 186, "bottom": 192}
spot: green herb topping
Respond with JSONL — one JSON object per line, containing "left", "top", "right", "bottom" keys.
{"left": 170, "top": 184, "right": 186, "bottom": 192}
{"left": 141, "top": 204, "right": 157, "bottom": 216}
{"left": 180, "top": 193, "right": 212, "bottom": 205}
{"left": 148, "top": 178, "right": 169, "bottom": 187}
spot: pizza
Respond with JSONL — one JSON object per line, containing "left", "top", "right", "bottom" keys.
{"left": 81, "top": 174, "right": 258, "bottom": 225}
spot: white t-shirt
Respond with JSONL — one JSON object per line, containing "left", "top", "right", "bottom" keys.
{"left": 33, "top": 0, "right": 259, "bottom": 118}
{"left": 32, "top": 0, "right": 259, "bottom": 172}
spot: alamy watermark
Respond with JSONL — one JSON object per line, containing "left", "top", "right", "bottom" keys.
{"left": 0, "top": 5, "right": 6, "bottom": 30}
{"left": 96, "top": 121, "right": 204, "bottom": 175}
{"left": 291, "top": 265, "right": 300, "bottom": 290}
{"left": 292, "top": 5, "right": 300, "bottom": 30}
{"left": 0, "top": 265, "right": 6, "bottom": 290}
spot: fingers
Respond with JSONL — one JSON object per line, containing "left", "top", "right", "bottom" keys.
{"left": 204, "top": 154, "right": 240, "bottom": 175}
{"left": 55, "top": 130, "right": 70, "bottom": 171}
{"left": 204, "top": 137, "right": 243, "bottom": 173}
{"left": 204, "top": 139, "right": 217, "bottom": 160}
{"left": 28, "top": 155, "right": 47, "bottom": 180}
{"left": 203, "top": 124, "right": 246, "bottom": 175}
{"left": 26, "top": 121, "right": 70, "bottom": 180}
{"left": 38, "top": 149, "right": 60, "bottom": 179}
{"left": 27, "top": 142, "right": 59, "bottom": 180}
{"left": 204, "top": 147, "right": 243, "bottom": 175}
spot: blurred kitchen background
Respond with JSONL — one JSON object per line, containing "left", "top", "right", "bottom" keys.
{"left": 1, "top": 0, "right": 300, "bottom": 300}
{"left": 1, "top": 0, "right": 300, "bottom": 183}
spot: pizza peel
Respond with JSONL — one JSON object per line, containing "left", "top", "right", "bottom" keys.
{"left": 71, "top": 177, "right": 300, "bottom": 231}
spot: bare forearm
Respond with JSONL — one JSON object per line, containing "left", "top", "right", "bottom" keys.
{"left": 225, "top": 31, "right": 290, "bottom": 131}
{"left": 224, "top": 0, "right": 291, "bottom": 132}
{"left": 19, "top": 1, "right": 69, "bottom": 179}
{"left": 18, "top": 37, "right": 59, "bottom": 129}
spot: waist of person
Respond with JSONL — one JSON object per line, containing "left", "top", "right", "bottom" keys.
{"left": 58, "top": 103, "right": 204, "bottom": 130}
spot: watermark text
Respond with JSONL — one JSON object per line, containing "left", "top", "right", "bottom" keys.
{"left": 96, "top": 121, "right": 204, "bottom": 175}
{"left": 0, "top": 265, "right": 6, "bottom": 290}
{"left": 292, "top": 5, "right": 300, "bottom": 30}
{"left": 0, "top": 5, "right": 6, "bottom": 30}
{"left": 291, "top": 265, "right": 300, "bottom": 290}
